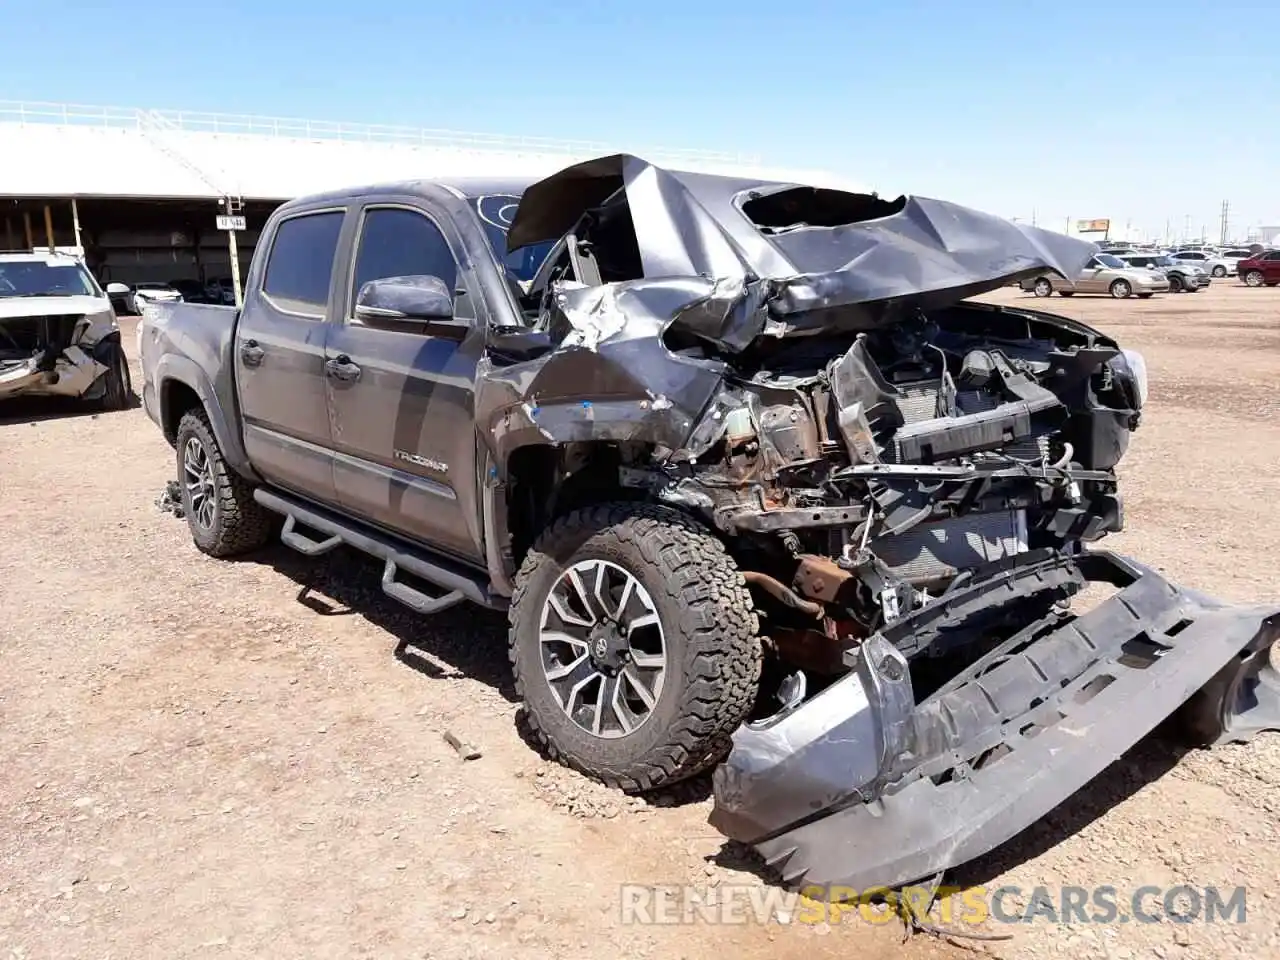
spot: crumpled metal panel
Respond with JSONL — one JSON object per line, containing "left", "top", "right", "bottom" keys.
{"left": 0, "top": 345, "right": 106, "bottom": 399}
{"left": 507, "top": 154, "right": 1098, "bottom": 353}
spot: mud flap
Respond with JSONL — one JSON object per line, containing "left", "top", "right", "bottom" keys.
{"left": 709, "top": 550, "right": 1280, "bottom": 896}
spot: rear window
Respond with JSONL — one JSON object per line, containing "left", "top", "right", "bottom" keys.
{"left": 262, "top": 211, "right": 345, "bottom": 314}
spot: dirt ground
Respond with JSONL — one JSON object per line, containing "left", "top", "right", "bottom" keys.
{"left": 2, "top": 282, "right": 1279, "bottom": 960}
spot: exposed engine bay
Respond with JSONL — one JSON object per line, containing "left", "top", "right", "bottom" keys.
{"left": 0, "top": 312, "right": 114, "bottom": 399}
{"left": 640, "top": 300, "right": 1145, "bottom": 690}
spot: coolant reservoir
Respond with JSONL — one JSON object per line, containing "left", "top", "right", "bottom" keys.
{"left": 724, "top": 406, "right": 755, "bottom": 445}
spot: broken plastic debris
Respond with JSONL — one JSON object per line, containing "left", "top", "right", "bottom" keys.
{"left": 443, "top": 730, "right": 482, "bottom": 761}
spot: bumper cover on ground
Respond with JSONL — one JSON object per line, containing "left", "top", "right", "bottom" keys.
{"left": 709, "top": 550, "right": 1280, "bottom": 896}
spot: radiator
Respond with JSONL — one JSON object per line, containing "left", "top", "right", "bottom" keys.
{"left": 873, "top": 509, "right": 1028, "bottom": 582}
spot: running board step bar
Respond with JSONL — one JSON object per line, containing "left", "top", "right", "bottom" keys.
{"left": 254, "top": 488, "right": 503, "bottom": 614}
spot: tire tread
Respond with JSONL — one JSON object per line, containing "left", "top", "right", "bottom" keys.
{"left": 509, "top": 502, "right": 762, "bottom": 792}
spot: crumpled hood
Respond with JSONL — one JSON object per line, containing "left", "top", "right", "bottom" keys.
{"left": 0, "top": 295, "right": 113, "bottom": 319}
{"left": 508, "top": 154, "right": 1099, "bottom": 352}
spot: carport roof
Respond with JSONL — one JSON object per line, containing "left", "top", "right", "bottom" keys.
{"left": 0, "top": 101, "right": 869, "bottom": 203}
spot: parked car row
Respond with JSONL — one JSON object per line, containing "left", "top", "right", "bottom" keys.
{"left": 101, "top": 277, "right": 239, "bottom": 315}
{"left": 1023, "top": 241, "right": 1280, "bottom": 299}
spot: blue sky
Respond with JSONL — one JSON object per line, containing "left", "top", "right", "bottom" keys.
{"left": 4, "top": 0, "right": 1277, "bottom": 240}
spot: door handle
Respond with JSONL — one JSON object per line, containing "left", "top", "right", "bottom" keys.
{"left": 240, "top": 339, "right": 265, "bottom": 366}
{"left": 325, "top": 355, "right": 362, "bottom": 382}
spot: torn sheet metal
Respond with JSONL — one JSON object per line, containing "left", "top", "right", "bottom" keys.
{"left": 709, "top": 550, "right": 1280, "bottom": 896}
{"left": 0, "top": 344, "right": 107, "bottom": 399}
{"left": 475, "top": 286, "right": 729, "bottom": 469}
{"left": 507, "top": 154, "right": 1099, "bottom": 352}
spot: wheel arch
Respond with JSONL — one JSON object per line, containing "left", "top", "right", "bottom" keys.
{"left": 154, "top": 354, "right": 258, "bottom": 481}
{"left": 503, "top": 439, "right": 654, "bottom": 572}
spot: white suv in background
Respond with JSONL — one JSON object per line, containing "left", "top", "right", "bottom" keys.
{"left": 0, "top": 252, "right": 133, "bottom": 408}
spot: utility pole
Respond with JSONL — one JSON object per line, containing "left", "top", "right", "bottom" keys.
{"left": 1184, "top": 214, "right": 1191, "bottom": 242}
{"left": 1219, "top": 200, "right": 1229, "bottom": 245}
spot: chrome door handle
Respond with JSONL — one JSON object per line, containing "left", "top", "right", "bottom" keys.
{"left": 325, "top": 355, "right": 361, "bottom": 382}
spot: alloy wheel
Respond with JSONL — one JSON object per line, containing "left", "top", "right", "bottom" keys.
{"left": 182, "top": 437, "right": 217, "bottom": 532}
{"left": 538, "top": 558, "right": 668, "bottom": 739}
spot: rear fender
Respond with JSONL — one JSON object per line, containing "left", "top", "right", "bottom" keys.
{"left": 156, "top": 353, "right": 258, "bottom": 481}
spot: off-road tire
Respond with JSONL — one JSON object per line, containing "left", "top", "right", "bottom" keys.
{"left": 509, "top": 503, "right": 763, "bottom": 792}
{"left": 174, "top": 410, "right": 274, "bottom": 557}
{"left": 97, "top": 339, "right": 134, "bottom": 411}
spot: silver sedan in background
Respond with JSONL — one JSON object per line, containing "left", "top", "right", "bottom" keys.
{"left": 1019, "top": 253, "right": 1170, "bottom": 299}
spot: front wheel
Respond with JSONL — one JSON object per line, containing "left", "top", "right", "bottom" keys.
{"left": 95, "top": 339, "right": 134, "bottom": 411}
{"left": 1244, "top": 270, "right": 1265, "bottom": 287}
{"left": 174, "top": 410, "right": 274, "bottom": 557}
{"left": 509, "top": 503, "right": 763, "bottom": 792}
{"left": 1032, "top": 278, "right": 1053, "bottom": 297}
{"left": 1168, "top": 274, "right": 1184, "bottom": 293}
{"left": 1109, "top": 279, "right": 1132, "bottom": 299}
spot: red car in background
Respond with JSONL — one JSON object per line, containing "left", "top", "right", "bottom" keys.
{"left": 1237, "top": 250, "right": 1280, "bottom": 287}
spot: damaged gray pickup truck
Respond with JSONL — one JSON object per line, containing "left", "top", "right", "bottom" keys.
{"left": 138, "top": 153, "right": 1280, "bottom": 896}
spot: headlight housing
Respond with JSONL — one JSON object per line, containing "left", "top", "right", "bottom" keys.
{"left": 1114, "top": 348, "right": 1149, "bottom": 409}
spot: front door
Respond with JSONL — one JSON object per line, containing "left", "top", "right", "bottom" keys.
{"left": 323, "top": 202, "right": 485, "bottom": 564}
{"left": 1262, "top": 251, "right": 1280, "bottom": 283}
{"left": 236, "top": 207, "right": 346, "bottom": 504}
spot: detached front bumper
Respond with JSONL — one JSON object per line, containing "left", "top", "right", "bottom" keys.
{"left": 710, "top": 550, "right": 1280, "bottom": 895}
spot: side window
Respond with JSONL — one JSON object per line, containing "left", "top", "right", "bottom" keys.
{"left": 350, "top": 207, "right": 470, "bottom": 320}
{"left": 261, "top": 211, "right": 344, "bottom": 315}
{"left": 1263, "top": 252, "right": 1280, "bottom": 261}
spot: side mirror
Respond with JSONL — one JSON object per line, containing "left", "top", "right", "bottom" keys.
{"left": 353, "top": 273, "right": 468, "bottom": 343}
{"left": 354, "top": 275, "right": 468, "bottom": 341}
{"left": 105, "top": 282, "right": 130, "bottom": 295}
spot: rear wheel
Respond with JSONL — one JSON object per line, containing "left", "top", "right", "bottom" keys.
{"left": 1058, "top": 290, "right": 1074, "bottom": 297}
{"left": 1137, "top": 293, "right": 1153, "bottom": 299}
{"left": 1109, "top": 279, "right": 1132, "bottom": 299}
{"left": 509, "top": 503, "right": 763, "bottom": 792}
{"left": 1032, "top": 278, "right": 1053, "bottom": 297}
{"left": 174, "top": 410, "right": 274, "bottom": 557}
{"left": 1244, "top": 270, "right": 1265, "bottom": 287}
{"left": 1212, "top": 265, "right": 1227, "bottom": 278}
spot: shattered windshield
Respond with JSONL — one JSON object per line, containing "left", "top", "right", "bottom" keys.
{"left": 470, "top": 195, "right": 556, "bottom": 283}
{"left": 0, "top": 260, "right": 99, "bottom": 298}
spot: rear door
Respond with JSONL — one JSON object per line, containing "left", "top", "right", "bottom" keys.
{"left": 1076, "top": 257, "right": 1105, "bottom": 293}
{"left": 323, "top": 199, "right": 487, "bottom": 564}
{"left": 235, "top": 207, "right": 347, "bottom": 505}
{"left": 1263, "top": 251, "right": 1280, "bottom": 282}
